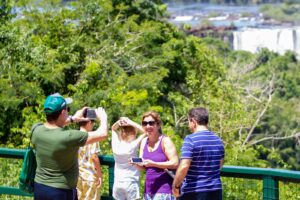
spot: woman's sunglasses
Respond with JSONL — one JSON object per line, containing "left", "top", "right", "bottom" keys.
{"left": 142, "top": 121, "right": 156, "bottom": 127}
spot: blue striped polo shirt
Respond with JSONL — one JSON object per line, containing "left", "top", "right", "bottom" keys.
{"left": 180, "top": 130, "right": 225, "bottom": 194}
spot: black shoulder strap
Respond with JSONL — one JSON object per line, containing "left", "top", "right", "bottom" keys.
{"left": 30, "top": 123, "right": 43, "bottom": 146}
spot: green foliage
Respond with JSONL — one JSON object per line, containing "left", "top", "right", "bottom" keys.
{"left": 0, "top": 0, "right": 15, "bottom": 24}
{"left": 201, "top": 36, "right": 300, "bottom": 172}
{"left": 110, "top": 0, "right": 167, "bottom": 23}
{"left": 280, "top": 182, "right": 300, "bottom": 200}
{"left": 222, "top": 177, "right": 262, "bottom": 200}
{"left": 0, "top": 0, "right": 299, "bottom": 198}
{"left": 0, "top": 0, "right": 223, "bottom": 145}
{"left": 165, "top": 0, "right": 285, "bottom": 4}
{"left": 225, "top": 142, "right": 268, "bottom": 167}
{"left": 0, "top": 158, "right": 32, "bottom": 199}
{"left": 260, "top": 3, "right": 300, "bottom": 24}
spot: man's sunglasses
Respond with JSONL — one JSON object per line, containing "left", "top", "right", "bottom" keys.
{"left": 142, "top": 121, "right": 156, "bottom": 127}
{"left": 65, "top": 107, "right": 70, "bottom": 112}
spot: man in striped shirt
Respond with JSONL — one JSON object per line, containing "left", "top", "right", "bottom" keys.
{"left": 172, "top": 107, "right": 225, "bottom": 200}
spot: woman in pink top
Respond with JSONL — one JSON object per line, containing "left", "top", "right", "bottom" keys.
{"left": 137, "top": 111, "right": 179, "bottom": 200}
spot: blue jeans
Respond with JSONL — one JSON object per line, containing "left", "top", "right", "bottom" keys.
{"left": 34, "top": 182, "right": 78, "bottom": 200}
{"left": 180, "top": 190, "right": 222, "bottom": 200}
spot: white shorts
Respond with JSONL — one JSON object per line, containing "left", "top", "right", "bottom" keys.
{"left": 113, "top": 181, "right": 140, "bottom": 200}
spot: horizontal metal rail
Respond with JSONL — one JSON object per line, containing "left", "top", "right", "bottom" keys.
{"left": 0, "top": 148, "right": 114, "bottom": 199}
{"left": 221, "top": 165, "right": 300, "bottom": 183}
{"left": 1, "top": 148, "right": 300, "bottom": 200}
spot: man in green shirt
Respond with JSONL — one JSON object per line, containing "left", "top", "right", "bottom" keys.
{"left": 32, "top": 93, "right": 108, "bottom": 200}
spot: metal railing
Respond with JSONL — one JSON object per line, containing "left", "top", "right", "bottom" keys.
{"left": 0, "top": 148, "right": 114, "bottom": 199}
{"left": 221, "top": 166, "right": 300, "bottom": 199}
{"left": 1, "top": 148, "right": 300, "bottom": 200}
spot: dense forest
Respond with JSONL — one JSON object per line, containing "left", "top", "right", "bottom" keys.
{"left": 165, "top": 0, "right": 288, "bottom": 5}
{"left": 0, "top": 0, "right": 299, "bottom": 198}
{"left": 165, "top": 0, "right": 300, "bottom": 24}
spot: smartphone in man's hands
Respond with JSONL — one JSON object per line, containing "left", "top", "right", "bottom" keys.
{"left": 86, "top": 109, "right": 97, "bottom": 120}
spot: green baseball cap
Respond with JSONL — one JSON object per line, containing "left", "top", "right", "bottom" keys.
{"left": 43, "top": 93, "right": 73, "bottom": 114}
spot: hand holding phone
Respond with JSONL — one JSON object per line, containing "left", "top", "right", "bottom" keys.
{"left": 130, "top": 157, "right": 143, "bottom": 164}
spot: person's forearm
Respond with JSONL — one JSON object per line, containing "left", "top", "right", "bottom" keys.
{"left": 95, "top": 163, "right": 102, "bottom": 178}
{"left": 173, "top": 163, "right": 189, "bottom": 188}
{"left": 149, "top": 159, "right": 179, "bottom": 169}
{"left": 64, "top": 115, "right": 80, "bottom": 126}
{"left": 130, "top": 121, "right": 144, "bottom": 133}
{"left": 86, "top": 119, "right": 108, "bottom": 145}
{"left": 133, "top": 164, "right": 146, "bottom": 171}
{"left": 92, "top": 155, "right": 102, "bottom": 178}
{"left": 112, "top": 121, "right": 120, "bottom": 131}
{"left": 64, "top": 116, "right": 72, "bottom": 126}
{"left": 65, "top": 107, "right": 88, "bottom": 126}
{"left": 98, "top": 118, "right": 108, "bottom": 136}
{"left": 220, "top": 158, "right": 224, "bottom": 168}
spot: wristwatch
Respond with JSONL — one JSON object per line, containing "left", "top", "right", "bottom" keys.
{"left": 69, "top": 116, "right": 74, "bottom": 123}
{"left": 173, "top": 185, "right": 180, "bottom": 189}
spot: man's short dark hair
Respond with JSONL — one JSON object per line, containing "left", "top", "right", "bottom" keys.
{"left": 188, "top": 107, "right": 209, "bottom": 125}
{"left": 46, "top": 107, "right": 65, "bottom": 122}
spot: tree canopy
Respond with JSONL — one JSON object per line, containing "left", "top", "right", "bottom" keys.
{"left": 1, "top": 0, "right": 299, "bottom": 173}
{"left": 1, "top": 0, "right": 300, "bottom": 198}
